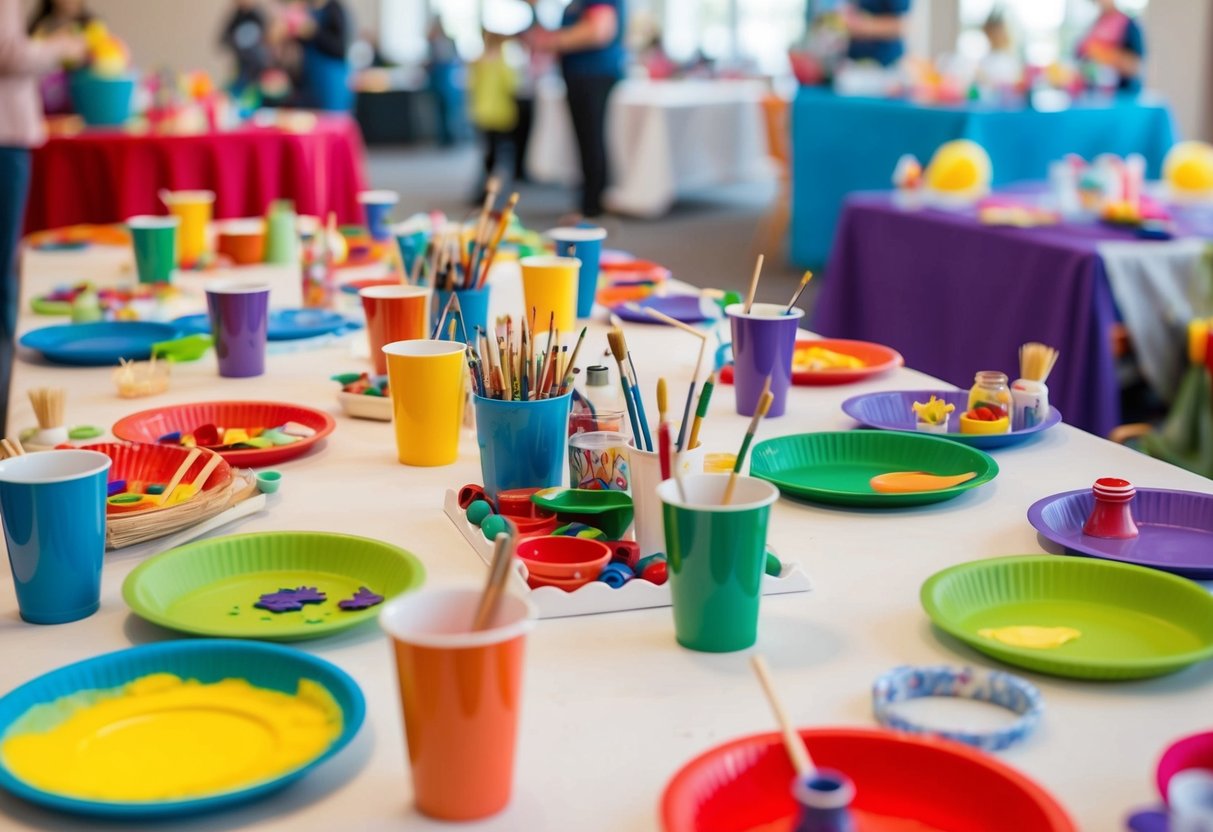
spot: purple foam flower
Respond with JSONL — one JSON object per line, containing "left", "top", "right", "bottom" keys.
{"left": 338, "top": 586, "right": 384, "bottom": 611}
{"left": 255, "top": 586, "right": 328, "bottom": 613}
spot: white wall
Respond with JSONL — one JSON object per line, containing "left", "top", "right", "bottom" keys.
{"left": 1143, "top": 0, "right": 1213, "bottom": 140}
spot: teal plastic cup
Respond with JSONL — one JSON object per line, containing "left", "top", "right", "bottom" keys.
{"left": 0, "top": 450, "right": 111, "bottom": 624}
{"left": 128, "top": 215, "right": 179, "bottom": 284}
{"left": 474, "top": 392, "right": 572, "bottom": 501}
{"left": 548, "top": 226, "right": 606, "bottom": 319}
{"left": 658, "top": 473, "right": 779, "bottom": 652}
{"left": 432, "top": 285, "right": 491, "bottom": 341}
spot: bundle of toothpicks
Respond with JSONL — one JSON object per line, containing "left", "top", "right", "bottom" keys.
{"left": 465, "top": 309, "right": 587, "bottom": 401}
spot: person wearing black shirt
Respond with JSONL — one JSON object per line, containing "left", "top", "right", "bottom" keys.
{"left": 220, "top": 0, "right": 271, "bottom": 95}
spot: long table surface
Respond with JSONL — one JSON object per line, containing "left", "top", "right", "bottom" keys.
{"left": 4, "top": 244, "right": 1213, "bottom": 831}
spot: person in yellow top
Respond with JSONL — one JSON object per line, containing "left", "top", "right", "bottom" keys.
{"left": 468, "top": 30, "right": 517, "bottom": 200}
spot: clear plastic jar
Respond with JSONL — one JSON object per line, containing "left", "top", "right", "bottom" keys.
{"left": 968, "top": 371, "right": 1012, "bottom": 418}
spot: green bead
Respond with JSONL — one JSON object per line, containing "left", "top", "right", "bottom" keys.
{"left": 466, "top": 500, "right": 492, "bottom": 526}
{"left": 765, "top": 550, "right": 782, "bottom": 578}
{"left": 331, "top": 373, "right": 363, "bottom": 384}
{"left": 480, "top": 514, "right": 509, "bottom": 541}
{"left": 68, "top": 425, "right": 102, "bottom": 440}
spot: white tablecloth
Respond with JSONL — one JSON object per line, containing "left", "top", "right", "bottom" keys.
{"left": 4, "top": 244, "right": 1213, "bottom": 831}
{"left": 528, "top": 78, "right": 774, "bottom": 217}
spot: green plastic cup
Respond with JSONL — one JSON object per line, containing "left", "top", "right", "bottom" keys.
{"left": 658, "top": 474, "right": 779, "bottom": 652}
{"left": 127, "top": 215, "right": 179, "bottom": 284}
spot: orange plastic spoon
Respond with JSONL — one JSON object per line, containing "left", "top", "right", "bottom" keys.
{"left": 869, "top": 471, "right": 978, "bottom": 493}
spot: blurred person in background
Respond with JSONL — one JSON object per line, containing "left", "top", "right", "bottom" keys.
{"left": 426, "top": 18, "right": 464, "bottom": 146}
{"left": 220, "top": 0, "right": 272, "bottom": 97}
{"left": 842, "top": 0, "right": 911, "bottom": 67}
{"left": 468, "top": 29, "right": 517, "bottom": 200}
{"left": 26, "top": 0, "right": 92, "bottom": 113}
{"left": 281, "top": 0, "right": 353, "bottom": 110}
{"left": 1076, "top": 0, "right": 1145, "bottom": 93}
{"left": 1, "top": 0, "right": 85, "bottom": 431}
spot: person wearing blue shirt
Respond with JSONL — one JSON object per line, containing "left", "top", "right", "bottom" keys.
{"left": 843, "top": 0, "right": 911, "bottom": 66}
{"left": 527, "top": 0, "right": 625, "bottom": 217}
{"left": 1076, "top": 0, "right": 1144, "bottom": 93}
{"left": 292, "top": 0, "right": 353, "bottom": 111}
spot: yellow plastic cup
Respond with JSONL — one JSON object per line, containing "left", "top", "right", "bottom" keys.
{"left": 383, "top": 340, "right": 466, "bottom": 466}
{"left": 161, "top": 189, "right": 215, "bottom": 266}
{"left": 520, "top": 255, "right": 580, "bottom": 334}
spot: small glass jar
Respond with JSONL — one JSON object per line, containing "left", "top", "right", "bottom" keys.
{"left": 968, "top": 371, "right": 1012, "bottom": 419}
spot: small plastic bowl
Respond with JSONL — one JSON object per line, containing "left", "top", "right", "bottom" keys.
{"left": 504, "top": 511, "right": 558, "bottom": 537}
{"left": 516, "top": 535, "right": 611, "bottom": 582}
{"left": 256, "top": 471, "right": 282, "bottom": 494}
{"left": 497, "top": 487, "right": 542, "bottom": 516}
{"left": 112, "top": 359, "right": 170, "bottom": 398}
{"left": 526, "top": 573, "right": 592, "bottom": 592}
{"left": 959, "top": 414, "right": 1010, "bottom": 435}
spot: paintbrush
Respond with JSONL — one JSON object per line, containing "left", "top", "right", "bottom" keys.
{"left": 558, "top": 327, "right": 588, "bottom": 394}
{"left": 476, "top": 192, "right": 520, "bottom": 288}
{"left": 635, "top": 306, "right": 708, "bottom": 451}
{"left": 751, "top": 654, "right": 813, "bottom": 777}
{"left": 744, "top": 254, "right": 765, "bottom": 314}
{"left": 615, "top": 329, "right": 653, "bottom": 451}
{"left": 472, "top": 526, "right": 516, "bottom": 631}
{"left": 159, "top": 448, "right": 201, "bottom": 506}
{"left": 721, "top": 377, "right": 773, "bottom": 505}
{"left": 785, "top": 270, "right": 813, "bottom": 315}
{"left": 657, "top": 378, "right": 671, "bottom": 480}
{"left": 467, "top": 176, "right": 500, "bottom": 276}
{"left": 607, "top": 328, "right": 645, "bottom": 448}
{"left": 686, "top": 372, "right": 716, "bottom": 450}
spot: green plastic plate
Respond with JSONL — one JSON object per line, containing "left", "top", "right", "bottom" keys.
{"left": 749, "top": 431, "right": 998, "bottom": 507}
{"left": 921, "top": 555, "right": 1213, "bottom": 680}
{"left": 122, "top": 531, "right": 425, "bottom": 641}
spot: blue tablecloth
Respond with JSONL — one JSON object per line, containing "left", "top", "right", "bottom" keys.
{"left": 790, "top": 88, "right": 1177, "bottom": 267}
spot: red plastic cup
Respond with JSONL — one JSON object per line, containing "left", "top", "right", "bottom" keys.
{"left": 360, "top": 285, "right": 430, "bottom": 375}
{"left": 380, "top": 588, "right": 537, "bottom": 821}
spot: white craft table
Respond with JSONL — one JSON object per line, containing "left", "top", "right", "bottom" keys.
{"left": 3, "top": 242, "right": 1212, "bottom": 831}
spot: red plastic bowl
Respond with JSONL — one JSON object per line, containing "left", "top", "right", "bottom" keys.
{"left": 111, "top": 401, "right": 335, "bottom": 467}
{"left": 1157, "top": 731, "right": 1213, "bottom": 804}
{"left": 516, "top": 536, "right": 611, "bottom": 582}
{"left": 84, "top": 442, "right": 231, "bottom": 515}
{"left": 662, "top": 728, "right": 1076, "bottom": 832}
{"left": 721, "top": 338, "right": 904, "bottom": 387}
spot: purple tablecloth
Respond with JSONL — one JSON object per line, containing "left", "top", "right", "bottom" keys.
{"left": 812, "top": 194, "right": 1146, "bottom": 438}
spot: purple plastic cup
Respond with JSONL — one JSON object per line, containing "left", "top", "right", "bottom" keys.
{"left": 727, "top": 302, "right": 805, "bottom": 418}
{"left": 205, "top": 280, "right": 270, "bottom": 378}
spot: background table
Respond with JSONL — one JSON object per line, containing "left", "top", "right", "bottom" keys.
{"left": 4, "top": 243, "right": 1212, "bottom": 831}
{"left": 813, "top": 192, "right": 1213, "bottom": 439}
{"left": 25, "top": 115, "right": 369, "bottom": 233}
{"left": 790, "top": 88, "right": 1178, "bottom": 267}
{"left": 528, "top": 77, "right": 774, "bottom": 217}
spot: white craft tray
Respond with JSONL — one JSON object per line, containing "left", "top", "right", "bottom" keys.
{"left": 443, "top": 489, "right": 812, "bottom": 619}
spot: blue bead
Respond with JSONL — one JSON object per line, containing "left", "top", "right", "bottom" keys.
{"left": 597, "top": 562, "right": 634, "bottom": 589}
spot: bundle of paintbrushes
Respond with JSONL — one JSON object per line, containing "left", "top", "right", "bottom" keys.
{"left": 466, "top": 311, "right": 587, "bottom": 401}
{"left": 412, "top": 182, "right": 521, "bottom": 292}
{"left": 607, "top": 328, "right": 655, "bottom": 451}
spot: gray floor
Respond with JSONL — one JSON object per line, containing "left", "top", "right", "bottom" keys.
{"left": 366, "top": 145, "right": 815, "bottom": 308}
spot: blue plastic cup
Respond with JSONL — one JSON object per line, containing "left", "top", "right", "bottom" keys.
{"left": 394, "top": 229, "right": 429, "bottom": 277}
{"left": 358, "top": 190, "right": 399, "bottom": 241}
{"left": 0, "top": 450, "right": 111, "bottom": 624}
{"left": 474, "top": 392, "right": 572, "bottom": 500}
{"left": 548, "top": 226, "right": 607, "bottom": 319}
{"left": 433, "top": 285, "right": 491, "bottom": 341}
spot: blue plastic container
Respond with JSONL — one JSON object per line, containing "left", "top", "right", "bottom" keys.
{"left": 549, "top": 225, "right": 607, "bottom": 319}
{"left": 474, "top": 392, "right": 571, "bottom": 500}
{"left": 433, "top": 285, "right": 490, "bottom": 341}
{"left": 69, "top": 72, "right": 136, "bottom": 127}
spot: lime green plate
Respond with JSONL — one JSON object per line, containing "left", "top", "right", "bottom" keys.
{"left": 749, "top": 431, "right": 998, "bottom": 507}
{"left": 921, "top": 555, "right": 1213, "bottom": 680}
{"left": 123, "top": 531, "right": 425, "bottom": 641}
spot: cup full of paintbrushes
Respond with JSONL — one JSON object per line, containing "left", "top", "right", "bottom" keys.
{"left": 628, "top": 440, "right": 705, "bottom": 558}
{"left": 361, "top": 285, "right": 431, "bottom": 375}
{"left": 657, "top": 473, "right": 779, "bottom": 652}
{"left": 379, "top": 586, "right": 537, "bottom": 821}
{"left": 475, "top": 393, "right": 572, "bottom": 501}
{"left": 727, "top": 302, "right": 804, "bottom": 418}
{"left": 432, "top": 284, "right": 490, "bottom": 343}
{"left": 383, "top": 339, "right": 467, "bottom": 466}
{"left": 547, "top": 226, "right": 607, "bottom": 319}
{"left": 520, "top": 255, "right": 581, "bottom": 333}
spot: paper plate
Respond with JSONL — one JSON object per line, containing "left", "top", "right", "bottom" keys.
{"left": 720, "top": 338, "right": 904, "bottom": 386}
{"left": 0, "top": 639, "right": 363, "bottom": 818}
{"left": 842, "top": 389, "right": 1062, "bottom": 449}
{"left": 750, "top": 431, "right": 998, "bottom": 507}
{"left": 921, "top": 555, "right": 1213, "bottom": 680}
{"left": 171, "top": 309, "right": 354, "bottom": 341}
{"left": 112, "top": 401, "right": 335, "bottom": 467}
{"left": 1027, "top": 487, "right": 1213, "bottom": 579}
{"left": 83, "top": 442, "right": 232, "bottom": 516}
{"left": 19, "top": 322, "right": 179, "bottom": 366}
{"left": 612, "top": 295, "right": 720, "bottom": 324}
{"left": 661, "top": 727, "right": 1076, "bottom": 832}
{"left": 123, "top": 531, "right": 425, "bottom": 640}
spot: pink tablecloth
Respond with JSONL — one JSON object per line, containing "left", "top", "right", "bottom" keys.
{"left": 25, "top": 115, "right": 368, "bottom": 233}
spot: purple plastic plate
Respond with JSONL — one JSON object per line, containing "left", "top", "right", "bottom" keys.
{"left": 1027, "top": 488, "right": 1213, "bottom": 579}
{"left": 842, "top": 390, "right": 1062, "bottom": 450}
{"left": 612, "top": 295, "right": 720, "bottom": 325}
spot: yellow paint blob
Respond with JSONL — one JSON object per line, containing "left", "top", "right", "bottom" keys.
{"left": 1, "top": 673, "right": 341, "bottom": 802}
{"left": 978, "top": 625, "right": 1082, "bottom": 650}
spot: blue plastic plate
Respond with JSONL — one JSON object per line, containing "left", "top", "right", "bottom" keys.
{"left": 841, "top": 389, "right": 1062, "bottom": 450}
{"left": 612, "top": 294, "right": 720, "bottom": 324}
{"left": 0, "top": 640, "right": 364, "bottom": 819}
{"left": 19, "top": 322, "right": 179, "bottom": 366}
{"left": 172, "top": 309, "right": 354, "bottom": 341}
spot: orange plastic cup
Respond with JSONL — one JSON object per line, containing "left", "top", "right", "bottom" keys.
{"left": 360, "top": 285, "right": 430, "bottom": 374}
{"left": 215, "top": 219, "right": 266, "bottom": 265}
{"left": 380, "top": 588, "right": 537, "bottom": 821}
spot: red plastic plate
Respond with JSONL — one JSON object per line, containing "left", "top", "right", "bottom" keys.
{"left": 111, "top": 401, "right": 335, "bottom": 467}
{"left": 661, "top": 728, "right": 1076, "bottom": 832}
{"left": 84, "top": 442, "right": 232, "bottom": 515}
{"left": 720, "top": 338, "right": 904, "bottom": 387}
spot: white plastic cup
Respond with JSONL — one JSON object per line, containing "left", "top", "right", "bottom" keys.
{"left": 627, "top": 441, "right": 704, "bottom": 558}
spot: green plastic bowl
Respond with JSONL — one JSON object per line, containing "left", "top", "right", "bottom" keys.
{"left": 921, "top": 555, "right": 1213, "bottom": 680}
{"left": 749, "top": 431, "right": 998, "bottom": 508}
{"left": 123, "top": 531, "right": 425, "bottom": 641}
